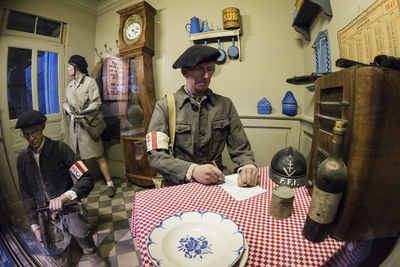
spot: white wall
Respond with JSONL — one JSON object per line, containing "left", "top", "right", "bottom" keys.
{"left": 0, "top": 0, "right": 382, "bottom": 179}
{"left": 95, "top": 0, "right": 304, "bottom": 116}
{"left": 94, "top": 0, "right": 308, "bottom": 174}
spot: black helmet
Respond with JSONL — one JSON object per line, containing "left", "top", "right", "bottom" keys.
{"left": 269, "top": 146, "right": 307, "bottom": 188}
{"left": 68, "top": 55, "right": 89, "bottom": 76}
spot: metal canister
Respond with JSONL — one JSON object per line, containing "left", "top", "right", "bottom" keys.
{"left": 222, "top": 7, "right": 240, "bottom": 29}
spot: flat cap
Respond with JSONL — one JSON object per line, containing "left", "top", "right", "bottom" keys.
{"left": 172, "top": 45, "right": 220, "bottom": 69}
{"left": 16, "top": 110, "right": 47, "bottom": 129}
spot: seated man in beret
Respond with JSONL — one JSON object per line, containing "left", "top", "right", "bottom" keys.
{"left": 146, "top": 45, "right": 259, "bottom": 186}
{"left": 16, "top": 110, "right": 107, "bottom": 267}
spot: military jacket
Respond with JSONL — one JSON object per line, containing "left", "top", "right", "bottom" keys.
{"left": 147, "top": 86, "right": 256, "bottom": 185}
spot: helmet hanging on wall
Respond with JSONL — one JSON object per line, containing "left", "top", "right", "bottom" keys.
{"left": 269, "top": 146, "right": 307, "bottom": 188}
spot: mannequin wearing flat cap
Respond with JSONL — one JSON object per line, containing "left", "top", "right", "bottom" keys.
{"left": 147, "top": 45, "right": 259, "bottom": 187}
{"left": 62, "top": 55, "right": 116, "bottom": 198}
{"left": 15, "top": 110, "right": 107, "bottom": 267}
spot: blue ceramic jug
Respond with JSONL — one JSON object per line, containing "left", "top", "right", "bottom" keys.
{"left": 185, "top": 17, "right": 204, "bottom": 34}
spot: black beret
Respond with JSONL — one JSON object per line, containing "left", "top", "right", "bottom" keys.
{"left": 16, "top": 110, "right": 47, "bottom": 129}
{"left": 172, "top": 45, "right": 220, "bottom": 69}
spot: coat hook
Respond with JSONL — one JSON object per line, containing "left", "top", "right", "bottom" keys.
{"left": 94, "top": 48, "right": 103, "bottom": 59}
{"left": 104, "top": 43, "right": 111, "bottom": 55}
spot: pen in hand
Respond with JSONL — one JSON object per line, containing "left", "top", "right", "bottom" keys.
{"left": 212, "top": 160, "right": 225, "bottom": 183}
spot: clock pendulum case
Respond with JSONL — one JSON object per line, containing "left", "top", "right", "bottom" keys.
{"left": 117, "top": 1, "right": 157, "bottom": 186}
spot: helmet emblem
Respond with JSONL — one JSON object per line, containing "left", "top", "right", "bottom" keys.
{"left": 284, "top": 159, "right": 296, "bottom": 177}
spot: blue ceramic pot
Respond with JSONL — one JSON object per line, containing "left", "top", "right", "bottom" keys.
{"left": 258, "top": 106, "right": 271, "bottom": 114}
{"left": 282, "top": 103, "right": 297, "bottom": 116}
{"left": 282, "top": 91, "right": 297, "bottom": 116}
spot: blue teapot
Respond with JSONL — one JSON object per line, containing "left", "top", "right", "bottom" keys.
{"left": 185, "top": 16, "right": 204, "bottom": 34}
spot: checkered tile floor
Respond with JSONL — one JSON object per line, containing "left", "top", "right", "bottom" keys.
{"left": 77, "top": 177, "right": 148, "bottom": 267}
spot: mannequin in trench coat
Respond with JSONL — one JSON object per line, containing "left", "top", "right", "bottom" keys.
{"left": 62, "top": 55, "right": 116, "bottom": 198}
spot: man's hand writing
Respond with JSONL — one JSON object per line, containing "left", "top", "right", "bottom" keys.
{"left": 192, "top": 164, "right": 225, "bottom": 184}
{"left": 238, "top": 168, "right": 259, "bottom": 187}
{"left": 49, "top": 195, "right": 70, "bottom": 212}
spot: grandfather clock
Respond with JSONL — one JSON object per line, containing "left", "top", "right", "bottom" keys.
{"left": 117, "top": 1, "right": 157, "bottom": 186}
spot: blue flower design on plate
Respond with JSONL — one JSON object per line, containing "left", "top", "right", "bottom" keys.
{"left": 147, "top": 211, "right": 244, "bottom": 267}
{"left": 177, "top": 236, "right": 213, "bottom": 259}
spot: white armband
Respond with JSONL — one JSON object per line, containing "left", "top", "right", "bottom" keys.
{"left": 146, "top": 131, "right": 170, "bottom": 152}
{"left": 69, "top": 160, "right": 88, "bottom": 180}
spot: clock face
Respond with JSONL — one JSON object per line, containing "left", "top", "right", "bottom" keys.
{"left": 122, "top": 14, "right": 143, "bottom": 45}
{"left": 126, "top": 23, "right": 141, "bottom": 40}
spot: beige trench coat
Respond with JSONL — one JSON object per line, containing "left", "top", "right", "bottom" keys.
{"left": 62, "top": 75, "right": 104, "bottom": 159}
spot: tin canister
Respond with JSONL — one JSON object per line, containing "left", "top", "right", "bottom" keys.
{"left": 222, "top": 7, "right": 240, "bottom": 29}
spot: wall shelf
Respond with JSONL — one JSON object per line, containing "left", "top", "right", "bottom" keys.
{"left": 292, "top": 0, "right": 332, "bottom": 41}
{"left": 286, "top": 73, "right": 327, "bottom": 85}
{"left": 189, "top": 29, "right": 242, "bottom": 61}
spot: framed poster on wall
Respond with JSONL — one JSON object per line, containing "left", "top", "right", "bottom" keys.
{"left": 102, "top": 56, "right": 129, "bottom": 100}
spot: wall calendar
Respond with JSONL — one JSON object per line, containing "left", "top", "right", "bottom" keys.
{"left": 338, "top": 0, "right": 400, "bottom": 64}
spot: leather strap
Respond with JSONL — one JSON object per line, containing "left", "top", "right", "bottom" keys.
{"left": 167, "top": 94, "right": 176, "bottom": 153}
{"left": 152, "top": 94, "right": 176, "bottom": 188}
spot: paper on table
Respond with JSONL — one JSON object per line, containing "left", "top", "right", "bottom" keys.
{"left": 218, "top": 173, "right": 267, "bottom": 201}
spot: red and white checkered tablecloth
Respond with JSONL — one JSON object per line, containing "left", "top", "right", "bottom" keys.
{"left": 131, "top": 166, "right": 346, "bottom": 266}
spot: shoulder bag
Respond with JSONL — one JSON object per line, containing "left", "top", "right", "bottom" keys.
{"left": 81, "top": 110, "right": 106, "bottom": 141}
{"left": 70, "top": 87, "right": 106, "bottom": 142}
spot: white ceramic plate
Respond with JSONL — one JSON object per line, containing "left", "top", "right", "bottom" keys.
{"left": 147, "top": 211, "right": 245, "bottom": 267}
{"left": 237, "top": 239, "right": 249, "bottom": 267}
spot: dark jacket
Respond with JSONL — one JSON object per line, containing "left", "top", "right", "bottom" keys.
{"left": 17, "top": 137, "right": 94, "bottom": 225}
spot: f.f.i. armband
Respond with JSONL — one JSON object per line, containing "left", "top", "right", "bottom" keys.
{"left": 69, "top": 160, "right": 88, "bottom": 180}
{"left": 146, "top": 131, "right": 170, "bottom": 152}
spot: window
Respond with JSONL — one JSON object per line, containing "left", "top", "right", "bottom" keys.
{"left": 6, "top": 9, "right": 63, "bottom": 39}
{"left": 4, "top": 9, "right": 64, "bottom": 120}
{"left": 6, "top": 10, "right": 36, "bottom": 34}
{"left": 7, "top": 48, "right": 60, "bottom": 119}
{"left": 7, "top": 48, "right": 33, "bottom": 119}
{"left": 37, "top": 51, "right": 59, "bottom": 114}
{"left": 37, "top": 18, "right": 62, "bottom": 38}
